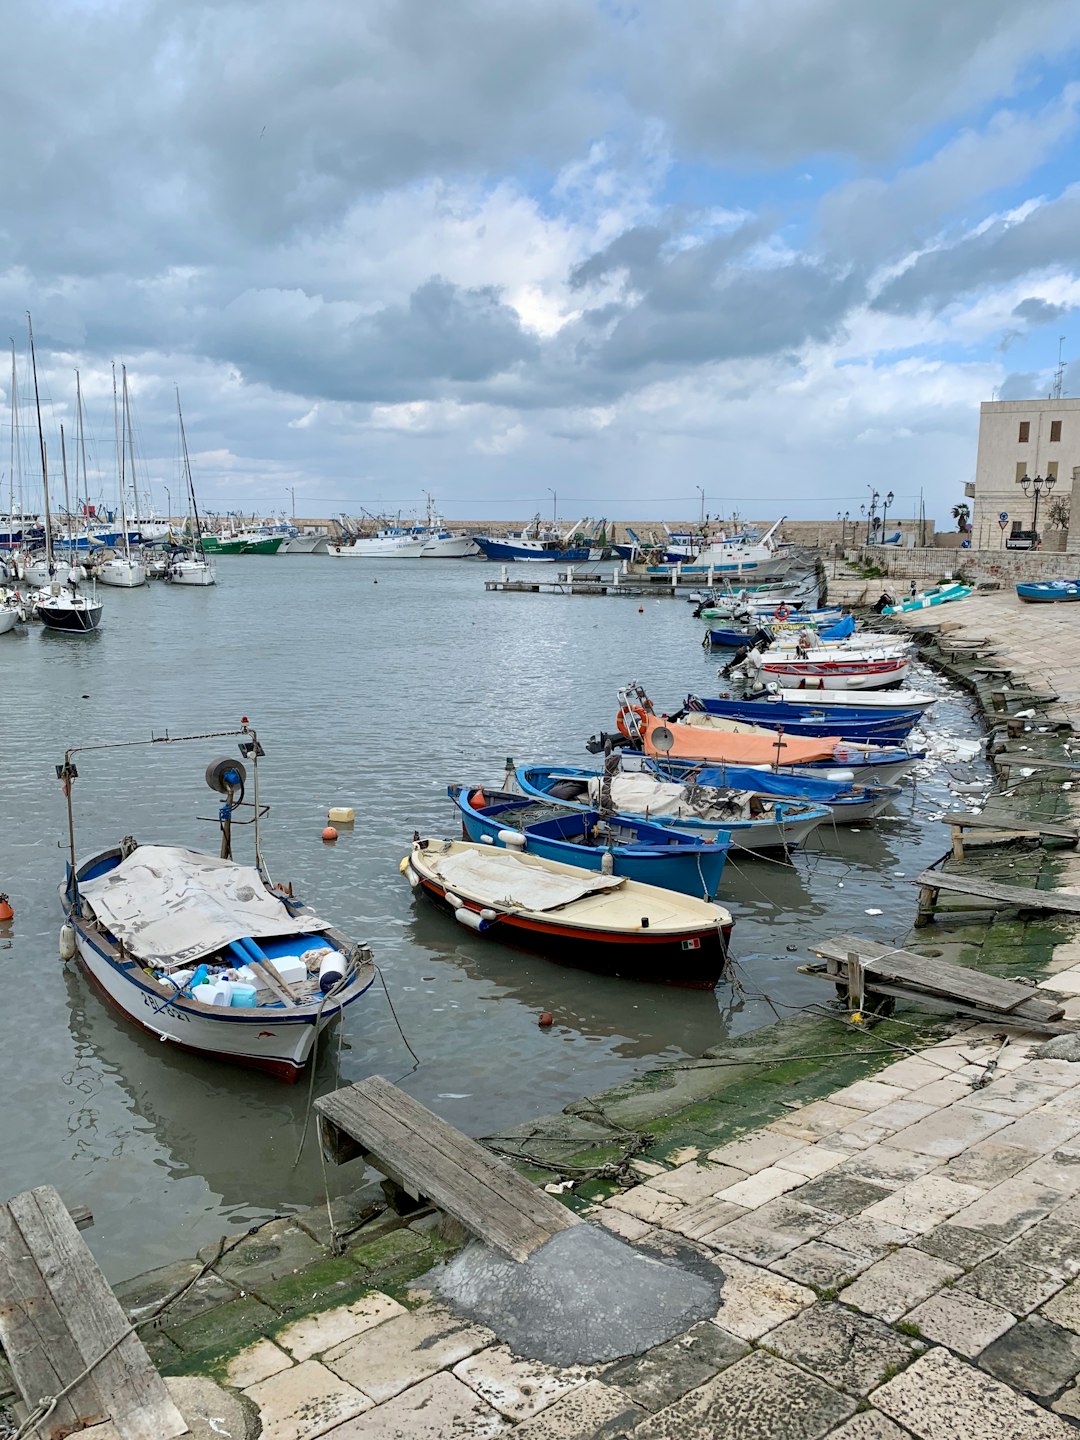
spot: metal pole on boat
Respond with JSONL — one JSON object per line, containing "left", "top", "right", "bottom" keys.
{"left": 59, "top": 750, "right": 79, "bottom": 911}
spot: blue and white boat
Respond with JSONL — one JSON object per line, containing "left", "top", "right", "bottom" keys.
{"left": 643, "top": 757, "right": 900, "bottom": 824}
{"left": 449, "top": 785, "right": 730, "bottom": 898}
{"left": 1016, "top": 580, "right": 1080, "bottom": 603}
{"left": 58, "top": 725, "right": 376, "bottom": 1082}
{"left": 706, "top": 613, "right": 859, "bottom": 648}
{"left": 684, "top": 694, "right": 925, "bottom": 744}
{"left": 513, "top": 765, "right": 831, "bottom": 854}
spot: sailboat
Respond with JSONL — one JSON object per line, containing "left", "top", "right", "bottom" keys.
{"left": 24, "top": 315, "right": 103, "bottom": 632}
{"left": 166, "top": 391, "right": 215, "bottom": 586}
{"left": 95, "top": 367, "right": 147, "bottom": 588}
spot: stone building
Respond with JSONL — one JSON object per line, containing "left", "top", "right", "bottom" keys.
{"left": 971, "top": 397, "right": 1080, "bottom": 551}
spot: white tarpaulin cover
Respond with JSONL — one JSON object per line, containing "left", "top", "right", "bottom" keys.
{"left": 79, "top": 844, "right": 328, "bottom": 968}
{"left": 434, "top": 847, "right": 624, "bottom": 912}
{"left": 587, "top": 774, "right": 757, "bottom": 822}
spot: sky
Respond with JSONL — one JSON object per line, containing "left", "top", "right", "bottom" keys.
{"left": 4, "top": 0, "right": 1080, "bottom": 526}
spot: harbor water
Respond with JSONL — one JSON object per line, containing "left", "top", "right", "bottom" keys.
{"left": 0, "top": 558, "right": 985, "bottom": 1279}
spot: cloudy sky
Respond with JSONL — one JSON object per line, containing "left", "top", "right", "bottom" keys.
{"left": 4, "top": 0, "right": 1080, "bottom": 524}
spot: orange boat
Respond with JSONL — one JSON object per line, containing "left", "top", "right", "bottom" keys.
{"left": 635, "top": 710, "right": 842, "bottom": 766}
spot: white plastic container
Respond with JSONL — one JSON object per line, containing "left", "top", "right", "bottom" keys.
{"left": 328, "top": 806, "right": 355, "bottom": 825}
{"left": 193, "top": 980, "right": 233, "bottom": 1006}
{"left": 272, "top": 956, "right": 307, "bottom": 988}
{"left": 230, "top": 983, "right": 258, "bottom": 1008}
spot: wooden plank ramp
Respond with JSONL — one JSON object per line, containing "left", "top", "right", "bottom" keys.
{"left": 913, "top": 867, "right": 1080, "bottom": 926}
{"left": 0, "top": 1186, "right": 187, "bottom": 1440}
{"left": 943, "top": 811, "right": 1080, "bottom": 862}
{"left": 809, "top": 934, "right": 1064, "bottom": 1023}
{"left": 315, "top": 1075, "right": 580, "bottom": 1263}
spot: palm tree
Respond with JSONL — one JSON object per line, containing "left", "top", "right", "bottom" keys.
{"left": 951, "top": 502, "right": 971, "bottom": 533}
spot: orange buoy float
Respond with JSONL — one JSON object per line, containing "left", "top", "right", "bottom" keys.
{"left": 0, "top": 893, "right": 12, "bottom": 922}
{"left": 538, "top": 1011, "right": 554, "bottom": 1028}
{"left": 470, "top": 788, "right": 488, "bottom": 809}
{"left": 321, "top": 826, "right": 338, "bottom": 843}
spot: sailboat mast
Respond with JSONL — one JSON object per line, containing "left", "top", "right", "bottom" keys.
{"left": 75, "top": 369, "right": 90, "bottom": 534}
{"left": 27, "top": 313, "right": 53, "bottom": 567}
{"left": 116, "top": 367, "right": 131, "bottom": 561}
{"left": 176, "top": 390, "right": 206, "bottom": 553}
{"left": 60, "top": 423, "right": 73, "bottom": 552}
{"left": 123, "top": 366, "right": 140, "bottom": 535}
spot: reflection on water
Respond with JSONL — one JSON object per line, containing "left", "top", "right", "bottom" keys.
{"left": 0, "top": 558, "right": 984, "bottom": 1278}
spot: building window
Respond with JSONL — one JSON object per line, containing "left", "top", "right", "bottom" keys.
{"left": 1016, "top": 462, "right": 1028, "bottom": 482}
{"left": 1051, "top": 420, "right": 1063, "bottom": 442}
{"left": 1047, "top": 460, "right": 1059, "bottom": 480}
{"left": 1019, "top": 421, "right": 1031, "bottom": 442}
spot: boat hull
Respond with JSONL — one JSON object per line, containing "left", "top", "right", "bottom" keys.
{"left": 474, "top": 537, "right": 590, "bottom": 563}
{"left": 97, "top": 559, "right": 147, "bottom": 587}
{"left": 686, "top": 696, "right": 923, "bottom": 743}
{"left": 756, "top": 657, "right": 912, "bottom": 690}
{"left": 451, "top": 790, "right": 729, "bottom": 898}
{"left": 1017, "top": 581, "right": 1080, "bottom": 603}
{"left": 412, "top": 872, "right": 729, "bottom": 988}
{"left": 37, "top": 598, "right": 103, "bottom": 632}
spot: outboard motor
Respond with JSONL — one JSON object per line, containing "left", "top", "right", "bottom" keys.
{"left": 872, "top": 591, "right": 896, "bottom": 614}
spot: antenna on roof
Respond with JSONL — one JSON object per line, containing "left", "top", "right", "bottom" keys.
{"left": 1053, "top": 336, "right": 1067, "bottom": 400}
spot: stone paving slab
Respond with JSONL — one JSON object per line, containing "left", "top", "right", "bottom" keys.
{"left": 824, "top": 1416, "right": 915, "bottom": 1440}
{"left": 880, "top": 1104, "right": 1013, "bottom": 1160}
{"left": 245, "top": 1357, "right": 372, "bottom": 1439}
{"left": 711, "top": 1255, "right": 816, "bottom": 1339}
{"left": 901, "top": 1289, "right": 1015, "bottom": 1358}
{"left": 452, "top": 1345, "right": 590, "bottom": 1421}
{"left": 629, "top": 1349, "right": 856, "bottom": 1440}
{"left": 324, "top": 1370, "right": 505, "bottom": 1439}
{"left": 955, "top": 1253, "right": 1062, "bottom": 1314}
{"left": 787, "top": 1173, "right": 895, "bottom": 1221}
{"left": 324, "top": 1305, "right": 495, "bottom": 1403}
{"left": 979, "top": 1313, "right": 1080, "bottom": 1402}
{"left": 839, "top": 1249, "right": 962, "bottom": 1323}
{"left": 764, "top": 1302, "right": 924, "bottom": 1397}
{"left": 276, "top": 1294, "right": 406, "bottom": 1363}
{"left": 603, "top": 1322, "right": 749, "bottom": 1413}
{"left": 860, "top": 1175, "right": 983, "bottom": 1234}
{"left": 226, "top": 1336, "right": 293, "bottom": 1389}
{"left": 504, "top": 1381, "right": 641, "bottom": 1439}
{"left": 707, "top": 1132, "right": 809, "bottom": 1172}
{"left": 647, "top": 1162, "right": 745, "bottom": 1203}
{"left": 770, "top": 1241, "right": 874, "bottom": 1291}
{"left": 913, "top": 1222, "right": 1003, "bottom": 1270}
{"left": 1042, "top": 1277, "right": 1080, "bottom": 1332}
{"left": 770, "top": 1102, "right": 870, "bottom": 1142}
{"left": 1003, "top": 1216, "right": 1080, "bottom": 1279}
{"left": 873, "top": 1346, "right": 1074, "bottom": 1440}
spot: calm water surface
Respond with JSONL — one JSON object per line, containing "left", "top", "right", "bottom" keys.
{"left": 0, "top": 558, "right": 984, "bottom": 1279}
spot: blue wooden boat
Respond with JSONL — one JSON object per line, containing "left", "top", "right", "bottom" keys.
{"left": 648, "top": 758, "right": 900, "bottom": 823}
{"left": 513, "top": 765, "right": 831, "bottom": 854}
{"left": 1016, "top": 580, "right": 1080, "bottom": 603}
{"left": 448, "top": 786, "right": 730, "bottom": 898}
{"left": 684, "top": 694, "right": 924, "bottom": 743}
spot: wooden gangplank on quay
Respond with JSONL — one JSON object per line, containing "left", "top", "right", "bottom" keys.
{"left": 316, "top": 1075, "right": 581, "bottom": 1262}
{"left": 913, "top": 865, "right": 1080, "bottom": 927}
{"left": 0, "top": 1186, "right": 187, "bottom": 1440}
{"left": 943, "top": 810, "right": 1080, "bottom": 862}
{"left": 803, "top": 934, "right": 1068, "bottom": 1032}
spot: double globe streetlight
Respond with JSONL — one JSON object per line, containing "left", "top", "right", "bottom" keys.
{"left": 1019, "top": 473, "right": 1056, "bottom": 539}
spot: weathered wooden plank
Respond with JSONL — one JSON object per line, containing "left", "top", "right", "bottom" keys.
{"left": 943, "top": 812, "right": 1080, "bottom": 841}
{"left": 327, "top": 1078, "right": 579, "bottom": 1243}
{"left": 996, "top": 754, "right": 1080, "bottom": 773}
{"left": 798, "top": 965, "right": 1070, "bottom": 1033}
{"left": 316, "top": 1077, "right": 579, "bottom": 1261}
{"left": 0, "top": 1203, "right": 91, "bottom": 1437}
{"left": 813, "top": 934, "right": 1064, "bottom": 1017}
{"left": 7, "top": 1187, "right": 188, "bottom": 1440}
{"left": 912, "top": 870, "right": 1080, "bottom": 917}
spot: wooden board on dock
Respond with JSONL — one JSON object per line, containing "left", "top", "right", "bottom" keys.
{"left": 0, "top": 1186, "right": 187, "bottom": 1440}
{"left": 316, "top": 1075, "right": 581, "bottom": 1263}
{"left": 943, "top": 811, "right": 1080, "bottom": 861}
{"left": 810, "top": 934, "right": 1064, "bottom": 1021}
{"left": 914, "top": 867, "right": 1080, "bottom": 926}
{"left": 995, "top": 753, "right": 1080, "bottom": 772}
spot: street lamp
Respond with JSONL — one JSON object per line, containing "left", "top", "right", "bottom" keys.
{"left": 164, "top": 485, "right": 171, "bottom": 523}
{"left": 865, "top": 487, "right": 880, "bottom": 544}
{"left": 547, "top": 488, "right": 556, "bottom": 526}
{"left": 1020, "top": 473, "right": 1056, "bottom": 541}
{"left": 696, "top": 485, "right": 705, "bottom": 527}
{"left": 880, "top": 489, "right": 894, "bottom": 540}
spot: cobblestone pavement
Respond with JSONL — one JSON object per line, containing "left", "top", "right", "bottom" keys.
{"left": 218, "top": 1013, "right": 1080, "bottom": 1438}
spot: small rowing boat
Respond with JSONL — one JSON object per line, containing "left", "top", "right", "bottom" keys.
{"left": 403, "top": 838, "right": 733, "bottom": 988}
{"left": 448, "top": 784, "right": 731, "bottom": 898}
{"left": 1016, "top": 580, "right": 1080, "bottom": 603}
{"left": 684, "top": 695, "right": 926, "bottom": 743}
{"left": 58, "top": 724, "right": 376, "bottom": 1080}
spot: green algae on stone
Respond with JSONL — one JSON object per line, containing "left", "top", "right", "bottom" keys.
{"left": 163, "top": 1294, "right": 277, "bottom": 1374}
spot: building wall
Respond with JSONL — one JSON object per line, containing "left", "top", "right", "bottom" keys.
{"left": 972, "top": 398, "right": 1080, "bottom": 548}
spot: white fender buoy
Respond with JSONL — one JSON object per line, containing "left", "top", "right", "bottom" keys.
{"left": 454, "top": 907, "right": 491, "bottom": 932}
{"left": 601, "top": 852, "right": 615, "bottom": 875}
{"left": 496, "top": 830, "right": 527, "bottom": 849}
{"left": 444, "top": 890, "right": 463, "bottom": 909}
{"left": 59, "top": 923, "right": 77, "bottom": 960}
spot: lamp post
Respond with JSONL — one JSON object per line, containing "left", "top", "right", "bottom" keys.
{"left": 865, "top": 486, "right": 880, "bottom": 544}
{"left": 880, "top": 489, "right": 894, "bottom": 541}
{"left": 547, "top": 488, "right": 556, "bottom": 526}
{"left": 696, "top": 485, "right": 705, "bottom": 527}
{"left": 1020, "top": 473, "right": 1056, "bottom": 543}
{"left": 164, "top": 485, "right": 171, "bottom": 524}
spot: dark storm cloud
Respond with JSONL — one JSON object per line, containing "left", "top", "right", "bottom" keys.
{"left": 873, "top": 187, "right": 1080, "bottom": 314}
{"left": 1012, "top": 297, "right": 1072, "bottom": 325}
{"left": 203, "top": 277, "right": 538, "bottom": 402}
{"left": 624, "top": 0, "right": 1078, "bottom": 165}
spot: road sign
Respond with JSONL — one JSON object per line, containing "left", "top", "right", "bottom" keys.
{"left": 999, "top": 511, "right": 1008, "bottom": 521}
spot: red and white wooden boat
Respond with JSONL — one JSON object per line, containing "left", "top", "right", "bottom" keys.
{"left": 753, "top": 653, "right": 912, "bottom": 691}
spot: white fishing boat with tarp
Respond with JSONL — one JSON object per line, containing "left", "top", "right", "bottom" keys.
{"left": 58, "top": 722, "right": 375, "bottom": 1080}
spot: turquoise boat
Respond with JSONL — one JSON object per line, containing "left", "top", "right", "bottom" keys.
{"left": 881, "top": 582, "right": 971, "bottom": 616}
